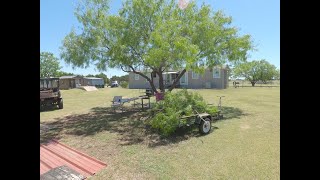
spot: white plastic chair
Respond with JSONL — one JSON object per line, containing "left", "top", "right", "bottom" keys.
{"left": 111, "top": 96, "right": 124, "bottom": 112}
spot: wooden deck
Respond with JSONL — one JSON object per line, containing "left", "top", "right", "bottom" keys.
{"left": 40, "top": 140, "right": 107, "bottom": 178}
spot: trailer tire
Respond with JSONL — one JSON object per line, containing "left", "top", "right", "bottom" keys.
{"left": 199, "top": 118, "right": 211, "bottom": 134}
{"left": 58, "top": 99, "right": 64, "bottom": 109}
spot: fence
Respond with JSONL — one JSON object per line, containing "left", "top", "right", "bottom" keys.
{"left": 229, "top": 80, "right": 280, "bottom": 88}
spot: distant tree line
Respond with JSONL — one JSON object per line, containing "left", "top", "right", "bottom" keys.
{"left": 40, "top": 52, "right": 61, "bottom": 77}
{"left": 232, "top": 59, "right": 279, "bottom": 86}
{"left": 41, "top": 51, "right": 129, "bottom": 86}
{"left": 109, "top": 75, "right": 129, "bottom": 83}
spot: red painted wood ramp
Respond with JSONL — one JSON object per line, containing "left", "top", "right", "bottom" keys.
{"left": 40, "top": 140, "right": 107, "bottom": 178}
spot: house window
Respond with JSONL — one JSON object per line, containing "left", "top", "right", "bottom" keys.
{"left": 213, "top": 68, "right": 220, "bottom": 78}
{"left": 166, "top": 74, "right": 171, "bottom": 83}
{"left": 134, "top": 74, "right": 139, "bottom": 80}
{"left": 192, "top": 72, "right": 199, "bottom": 79}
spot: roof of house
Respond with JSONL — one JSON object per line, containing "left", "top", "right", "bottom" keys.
{"left": 128, "top": 65, "right": 230, "bottom": 74}
{"left": 162, "top": 71, "right": 179, "bottom": 74}
{"left": 59, "top": 76, "right": 76, "bottom": 79}
{"left": 200, "top": 65, "right": 230, "bottom": 70}
{"left": 40, "top": 77, "right": 59, "bottom": 80}
{"left": 84, "top": 77, "right": 103, "bottom": 80}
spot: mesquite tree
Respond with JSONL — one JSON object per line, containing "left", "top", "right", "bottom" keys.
{"left": 60, "top": 0, "right": 253, "bottom": 93}
{"left": 233, "top": 60, "right": 278, "bottom": 86}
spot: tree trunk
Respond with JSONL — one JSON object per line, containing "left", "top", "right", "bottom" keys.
{"left": 127, "top": 66, "right": 158, "bottom": 93}
{"left": 168, "top": 69, "right": 187, "bottom": 91}
{"left": 158, "top": 71, "right": 165, "bottom": 93}
{"left": 251, "top": 81, "right": 256, "bottom": 86}
{"left": 147, "top": 79, "right": 158, "bottom": 93}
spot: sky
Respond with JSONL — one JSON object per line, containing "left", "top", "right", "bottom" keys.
{"left": 40, "top": 0, "right": 279, "bottom": 77}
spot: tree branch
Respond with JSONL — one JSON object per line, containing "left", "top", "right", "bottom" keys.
{"left": 196, "top": 50, "right": 204, "bottom": 57}
{"left": 120, "top": 66, "right": 131, "bottom": 72}
{"left": 102, "top": 32, "right": 111, "bottom": 50}
{"left": 129, "top": 65, "right": 158, "bottom": 93}
{"left": 129, "top": 45, "right": 143, "bottom": 60}
{"left": 129, "top": 45, "right": 157, "bottom": 72}
{"left": 168, "top": 69, "right": 187, "bottom": 91}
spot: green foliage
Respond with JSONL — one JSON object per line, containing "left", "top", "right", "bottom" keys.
{"left": 110, "top": 75, "right": 129, "bottom": 83}
{"left": 60, "top": 0, "right": 253, "bottom": 92}
{"left": 148, "top": 89, "right": 218, "bottom": 136}
{"left": 56, "top": 71, "right": 75, "bottom": 77}
{"left": 274, "top": 69, "right": 280, "bottom": 80}
{"left": 120, "top": 81, "right": 128, "bottom": 88}
{"left": 233, "top": 60, "right": 278, "bottom": 86}
{"left": 95, "top": 73, "right": 109, "bottom": 84}
{"left": 40, "top": 52, "right": 61, "bottom": 78}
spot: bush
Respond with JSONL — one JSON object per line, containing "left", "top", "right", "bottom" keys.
{"left": 120, "top": 81, "right": 128, "bottom": 88}
{"left": 148, "top": 89, "right": 218, "bottom": 136}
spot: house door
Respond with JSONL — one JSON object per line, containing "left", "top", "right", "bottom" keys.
{"left": 163, "top": 74, "right": 171, "bottom": 85}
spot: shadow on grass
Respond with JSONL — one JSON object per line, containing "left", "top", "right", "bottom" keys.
{"left": 40, "top": 105, "right": 61, "bottom": 112}
{"left": 40, "top": 105, "right": 245, "bottom": 147}
{"left": 144, "top": 125, "right": 220, "bottom": 148}
{"left": 40, "top": 106, "right": 141, "bottom": 143}
{"left": 220, "top": 106, "right": 248, "bottom": 120}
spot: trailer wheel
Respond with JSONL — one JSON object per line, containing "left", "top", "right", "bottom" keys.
{"left": 58, "top": 99, "right": 64, "bottom": 109}
{"left": 199, "top": 118, "right": 211, "bottom": 134}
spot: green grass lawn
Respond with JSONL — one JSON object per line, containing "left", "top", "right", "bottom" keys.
{"left": 40, "top": 87, "right": 280, "bottom": 179}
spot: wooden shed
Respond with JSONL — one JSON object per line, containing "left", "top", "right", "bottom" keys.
{"left": 59, "top": 75, "right": 85, "bottom": 90}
